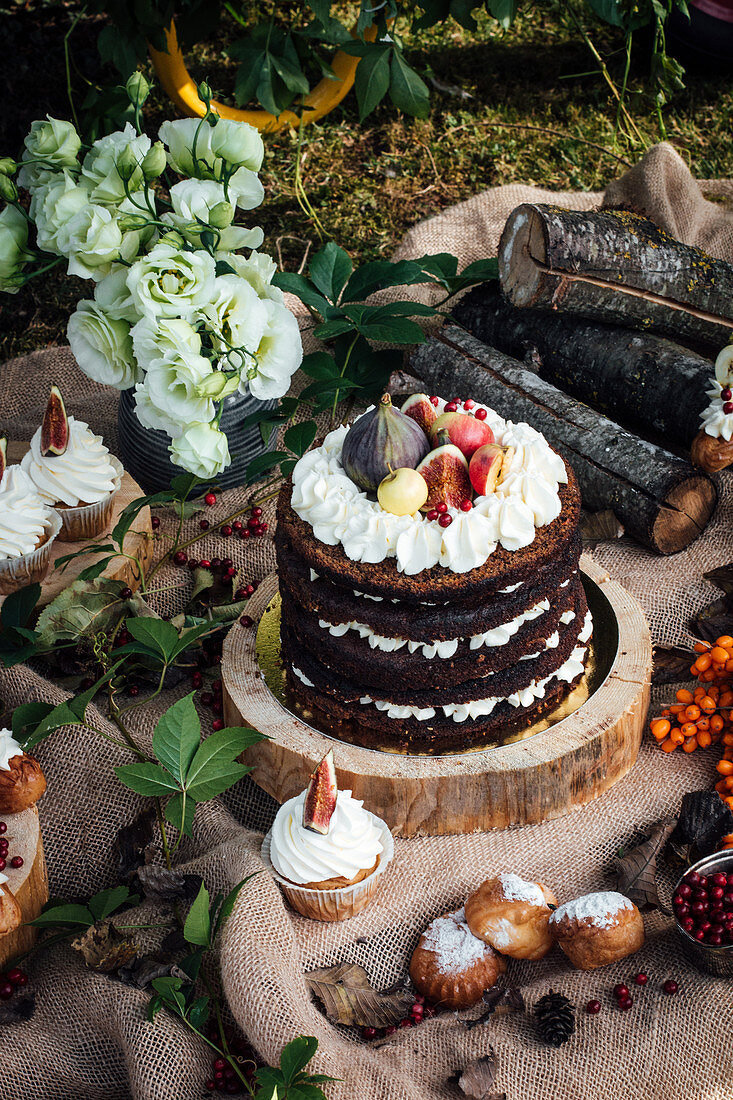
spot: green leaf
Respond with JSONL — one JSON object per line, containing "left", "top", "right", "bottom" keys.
{"left": 389, "top": 50, "right": 430, "bottom": 118}
{"left": 585, "top": 0, "right": 625, "bottom": 27}
{"left": 213, "top": 875, "right": 259, "bottom": 941}
{"left": 271, "top": 51, "right": 310, "bottom": 95}
{"left": 354, "top": 45, "right": 391, "bottom": 120}
{"left": 287, "top": 1085, "right": 330, "bottom": 1100}
{"left": 69, "top": 663, "right": 123, "bottom": 724}
{"left": 309, "top": 242, "right": 354, "bottom": 305}
{"left": 234, "top": 48, "right": 267, "bottom": 105}
{"left": 30, "top": 903, "right": 94, "bottom": 928}
{"left": 341, "top": 259, "right": 425, "bottom": 303}
{"left": 164, "top": 790, "right": 197, "bottom": 837}
{"left": 24, "top": 701, "right": 87, "bottom": 751}
{"left": 280, "top": 1036, "right": 319, "bottom": 1084}
{"left": 88, "top": 885, "right": 137, "bottom": 922}
{"left": 12, "top": 701, "right": 54, "bottom": 747}
{"left": 271, "top": 273, "right": 331, "bottom": 316}
{"left": 246, "top": 450, "right": 290, "bottom": 484}
{"left": 152, "top": 694, "right": 201, "bottom": 785}
{"left": 0, "top": 583, "right": 40, "bottom": 629}
{"left": 114, "top": 762, "right": 182, "bottom": 797}
{"left": 183, "top": 882, "right": 211, "bottom": 947}
{"left": 77, "top": 557, "right": 116, "bottom": 582}
{"left": 283, "top": 421, "right": 318, "bottom": 457}
{"left": 125, "top": 617, "right": 180, "bottom": 664}
{"left": 185, "top": 727, "right": 262, "bottom": 802}
{"left": 187, "top": 994, "right": 210, "bottom": 1032}
{"left": 112, "top": 491, "right": 172, "bottom": 550}
{"left": 151, "top": 975, "right": 186, "bottom": 1013}
{"left": 312, "top": 317, "right": 355, "bottom": 341}
{"left": 36, "top": 577, "right": 127, "bottom": 646}
{"left": 300, "top": 351, "right": 341, "bottom": 380}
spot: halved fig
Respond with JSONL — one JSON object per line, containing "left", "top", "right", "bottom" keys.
{"left": 40, "top": 384, "right": 69, "bottom": 457}
{"left": 416, "top": 439, "right": 472, "bottom": 512}
{"left": 0, "top": 435, "right": 6, "bottom": 482}
{"left": 469, "top": 443, "right": 515, "bottom": 496}
{"left": 302, "top": 749, "right": 338, "bottom": 835}
{"left": 400, "top": 393, "right": 438, "bottom": 435}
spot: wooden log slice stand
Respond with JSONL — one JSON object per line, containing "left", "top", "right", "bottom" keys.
{"left": 0, "top": 807, "right": 48, "bottom": 969}
{"left": 222, "top": 556, "right": 652, "bottom": 836}
{"left": 5, "top": 442, "right": 153, "bottom": 607}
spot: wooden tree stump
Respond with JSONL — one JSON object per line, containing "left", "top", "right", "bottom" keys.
{"left": 5, "top": 442, "right": 153, "bottom": 607}
{"left": 0, "top": 806, "right": 48, "bottom": 969}
{"left": 221, "top": 557, "right": 652, "bottom": 837}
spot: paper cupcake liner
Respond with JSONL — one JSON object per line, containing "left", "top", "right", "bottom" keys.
{"left": 56, "top": 457, "right": 124, "bottom": 542}
{"left": 261, "top": 816, "right": 394, "bottom": 922}
{"left": 0, "top": 510, "right": 62, "bottom": 595}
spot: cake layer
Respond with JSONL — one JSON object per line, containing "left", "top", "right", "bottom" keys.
{"left": 280, "top": 579, "right": 584, "bottom": 689}
{"left": 275, "top": 468, "right": 581, "bottom": 604}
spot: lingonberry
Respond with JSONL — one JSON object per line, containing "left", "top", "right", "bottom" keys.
{"left": 239, "top": 529, "right": 251, "bottom": 540}
{"left": 199, "top": 519, "right": 210, "bottom": 530}
{"left": 151, "top": 515, "right": 161, "bottom": 530}
{"left": 436, "top": 502, "right": 448, "bottom": 514}
{"left": 438, "top": 514, "right": 453, "bottom": 528}
{"left": 663, "top": 979, "right": 678, "bottom": 995}
{"left": 633, "top": 972, "right": 648, "bottom": 986}
{"left": 426, "top": 509, "right": 439, "bottom": 521}
{"left": 247, "top": 517, "right": 259, "bottom": 529}
{"left": 429, "top": 396, "right": 439, "bottom": 406}
{"left": 120, "top": 586, "right": 133, "bottom": 600}
{"left": 252, "top": 506, "right": 263, "bottom": 518}
{"left": 200, "top": 559, "right": 211, "bottom": 569}
{"left": 613, "top": 983, "right": 629, "bottom": 1000}
{"left": 212, "top": 719, "right": 225, "bottom": 732}
{"left": 618, "top": 997, "right": 633, "bottom": 1011}
{"left": 586, "top": 1000, "right": 601, "bottom": 1014}
{"left": 204, "top": 492, "right": 217, "bottom": 506}
{"left": 173, "top": 551, "right": 188, "bottom": 566}
{"left": 474, "top": 407, "right": 487, "bottom": 421}
{"left": 235, "top": 588, "right": 247, "bottom": 601}
{"left": 233, "top": 520, "right": 243, "bottom": 531}
{"left": 0, "top": 859, "right": 7, "bottom": 872}
{"left": 0, "top": 823, "right": 6, "bottom": 835}
{"left": 459, "top": 499, "right": 472, "bottom": 511}
{"left": 221, "top": 525, "right": 233, "bottom": 537}
{"left": 445, "top": 401, "right": 458, "bottom": 412}
{"left": 258, "top": 522, "right": 269, "bottom": 534}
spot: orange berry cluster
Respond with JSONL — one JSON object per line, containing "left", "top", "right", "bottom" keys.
{"left": 650, "top": 635, "right": 733, "bottom": 848}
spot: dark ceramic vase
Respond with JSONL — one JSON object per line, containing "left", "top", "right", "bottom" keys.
{"left": 117, "top": 386, "right": 277, "bottom": 492}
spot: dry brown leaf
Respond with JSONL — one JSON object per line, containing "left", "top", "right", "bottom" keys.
{"left": 306, "top": 962, "right": 412, "bottom": 1027}
{"left": 689, "top": 596, "right": 733, "bottom": 644}
{"left": 580, "top": 509, "right": 624, "bottom": 545}
{"left": 466, "top": 984, "right": 525, "bottom": 1029}
{"left": 652, "top": 646, "right": 694, "bottom": 685}
{"left": 704, "top": 563, "right": 733, "bottom": 596}
{"left": 614, "top": 821, "right": 675, "bottom": 910}
{"left": 457, "top": 1051, "right": 504, "bottom": 1100}
{"left": 70, "top": 921, "right": 137, "bottom": 973}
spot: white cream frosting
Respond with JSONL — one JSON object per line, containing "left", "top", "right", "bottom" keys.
{"left": 700, "top": 379, "right": 733, "bottom": 442}
{"left": 0, "top": 728, "right": 23, "bottom": 770}
{"left": 0, "top": 872, "right": 7, "bottom": 888}
{"left": 269, "top": 788, "right": 384, "bottom": 886}
{"left": 22, "top": 417, "right": 120, "bottom": 506}
{"left": 0, "top": 466, "right": 55, "bottom": 559}
{"left": 291, "top": 398, "right": 567, "bottom": 575}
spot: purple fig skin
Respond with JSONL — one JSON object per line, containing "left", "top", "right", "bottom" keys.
{"left": 342, "top": 393, "right": 430, "bottom": 492}
{"left": 400, "top": 393, "right": 438, "bottom": 435}
{"left": 0, "top": 435, "right": 6, "bottom": 482}
{"left": 303, "top": 749, "right": 338, "bottom": 835}
{"left": 40, "top": 384, "right": 69, "bottom": 457}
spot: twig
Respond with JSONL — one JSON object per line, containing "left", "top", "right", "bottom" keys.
{"left": 480, "top": 121, "right": 633, "bottom": 167}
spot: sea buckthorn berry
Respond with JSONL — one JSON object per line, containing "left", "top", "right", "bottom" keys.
{"left": 696, "top": 653, "right": 712, "bottom": 672}
{"left": 700, "top": 696, "right": 716, "bottom": 713}
{"left": 711, "top": 647, "right": 730, "bottom": 665}
{"left": 661, "top": 738, "right": 678, "bottom": 752}
{"left": 694, "top": 640, "right": 712, "bottom": 653}
{"left": 716, "top": 635, "right": 733, "bottom": 650}
{"left": 677, "top": 689, "right": 694, "bottom": 704}
{"left": 697, "top": 731, "right": 712, "bottom": 748}
{"left": 474, "top": 408, "right": 487, "bottom": 421}
{"left": 681, "top": 723, "right": 698, "bottom": 739}
{"left": 684, "top": 705, "right": 701, "bottom": 721}
{"left": 682, "top": 737, "right": 698, "bottom": 753}
{"left": 650, "top": 718, "right": 671, "bottom": 739}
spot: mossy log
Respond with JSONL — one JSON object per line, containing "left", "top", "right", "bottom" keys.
{"left": 499, "top": 203, "right": 733, "bottom": 351}
{"left": 409, "top": 325, "right": 717, "bottom": 555}
{"left": 454, "top": 282, "right": 713, "bottom": 448}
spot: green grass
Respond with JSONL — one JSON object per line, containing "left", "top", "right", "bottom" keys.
{"left": 1, "top": 0, "right": 732, "bottom": 360}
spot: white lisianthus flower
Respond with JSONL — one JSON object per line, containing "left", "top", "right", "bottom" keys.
{"left": 218, "top": 250, "right": 283, "bottom": 303}
{"left": 94, "top": 265, "right": 138, "bottom": 323}
{"left": 135, "top": 348, "right": 215, "bottom": 437}
{"left": 203, "top": 273, "right": 269, "bottom": 368}
{"left": 131, "top": 315, "right": 202, "bottom": 371}
{"left": 81, "top": 123, "right": 151, "bottom": 203}
{"left": 67, "top": 300, "right": 139, "bottom": 390}
{"left": 163, "top": 179, "right": 263, "bottom": 252}
{"left": 57, "top": 202, "right": 142, "bottom": 281}
{"left": 226, "top": 166, "right": 265, "bottom": 211}
{"left": 159, "top": 118, "right": 218, "bottom": 178}
{"left": 244, "top": 299, "right": 303, "bottom": 400}
{"left": 126, "top": 241, "right": 216, "bottom": 320}
{"left": 30, "top": 170, "right": 90, "bottom": 256}
{"left": 159, "top": 119, "right": 264, "bottom": 210}
{"left": 18, "top": 116, "right": 81, "bottom": 190}
{"left": 169, "top": 421, "right": 231, "bottom": 478}
{"left": 0, "top": 205, "right": 33, "bottom": 293}
{"left": 209, "top": 119, "right": 264, "bottom": 172}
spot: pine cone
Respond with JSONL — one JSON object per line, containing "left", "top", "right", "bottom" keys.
{"left": 534, "top": 989, "right": 575, "bottom": 1047}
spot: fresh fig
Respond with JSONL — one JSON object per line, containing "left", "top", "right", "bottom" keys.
{"left": 302, "top": 749, "right": 338, "bottom": 835}
{"left": 400, "top": 393, "right": 438, "bottom": 435}
{"left": 416, "top": 439, "right": 472, "bottom": 512}
{"left": 40, "top": 384, "right": 69, "bottom": 457}
{"left": 0, "top": 435, "right": 6, "bottom": 483}
{"left": 469, "top": 443, "right": 515, "bottom": 496}
{"left": 429, "top": 411, "right": 494, "bottom": 459}
{"left": 378, "top": 467, "right": 428, "bottom": 515}
{"left": 341, "top": 393, "right": 430, "bottom": 492}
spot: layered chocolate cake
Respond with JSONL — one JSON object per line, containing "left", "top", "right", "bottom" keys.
{"left": 275, "top": 393, "right": 592, "bottom": 752}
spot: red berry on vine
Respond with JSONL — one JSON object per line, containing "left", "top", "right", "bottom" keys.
{"left": 204, "top": 492, "right": 217, "bottom": 506}
{"left": 474, "top": 408, "right": 487, "bottom": 421}
{"left": 212, "top": 719, "right": 224, "bottom": 731}
{"left": 240, "top": 615, "right": 253, "bottom": 627}
{"left": 663, "top": 979, "right": 678, "bottom": 995}
{"left": 438, "top": 514, "right": 452, "bottom": 528}
{"left": 151, "top": 516, "right": 161, "bottom": 530}
{"left": 199, "top": 519, "right": 210, "bottom": 530}
{"left": 120, "top": 587, "right": 133, "bottom": 599}
{"left": 173, "top": 551, "right": 188, "bottom": 566}
{"left": 220, "top": 525, "right": 232, "bottom": 537}
{"left": 585, "top": 1000, "right": 601, "bottom": 1014}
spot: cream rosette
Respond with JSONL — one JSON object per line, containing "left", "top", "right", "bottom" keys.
{"left": 0, "top": 466, "right": 62, "bottom": 593}
{"left": 21, "top": 418, "right": 123, "bottom": 542}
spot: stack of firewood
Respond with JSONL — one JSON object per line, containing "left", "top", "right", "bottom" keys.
{"left": 410, "top": 204, "right": 733, "bottom": 555}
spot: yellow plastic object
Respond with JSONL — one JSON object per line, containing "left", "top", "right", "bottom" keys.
{"left": 148, "top": 20, "right": 376, "bottom": 132}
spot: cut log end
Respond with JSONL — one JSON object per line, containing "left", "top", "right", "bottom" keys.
{"left": 498, "top": 205, "right": 546, "bottom": 308}
{"left": 652, "top": 475, "right": 718, "bottom": 555}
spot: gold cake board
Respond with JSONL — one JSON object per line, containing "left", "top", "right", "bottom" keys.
{"left": 221, "top": 555, "right": 653, "bottom": 836}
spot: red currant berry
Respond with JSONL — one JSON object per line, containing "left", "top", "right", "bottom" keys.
{"left": 252, "top": 506, "right": 263, "bottom": 518}
{"left": 438, "top": 514, "right": 453, "bottom": 528}
{"left": 151, "top": 515, "right": 161, "bottom": 530}
{"left": 173, "top": 551, "right": 188, "bottom": 566}
{"left": 724, "top": 402, "right": 733, "bottom": 415}
{"left": 436, "top": 501, "right": 448, "bottom": 514}
{"left": 429, "top": 396, "right": 439, "bottom": 406}
{"left": 8, "top": 856, "right": 22, "bottom": 870}
{"left": 474, "top": 408, "right": 487, "bottom": 421}
{"left": 199, "top": 519, "right": 210, "bottom": 530}
{"left": 362, "top": 1027, "right": 376, "bottom": 1040}
{"left": 459, "top": 499, "right": 472, "bottom": 511}
{"left": 662, "top": 979, "right": 678, "bottom": 995}
{"left": 199, "top": 559, "right": 211, "bottom": 569}
{"left": 426, "top": 509, "right": 439, "bottom": 521}
{"left": 0, "top": 982, "right": 13, "bottom": 1000}
{"left": 618, "top": 997, "right": 633, "bottom": 1011}
{"left": 235, "top": 588, "right": 247, "bottom": 601}
{"left": 445, "top": 401, "right": 458, "bottom": 412}
{"left": 212, "top": 719, "right": 225, "bottom": 732}
{"left": 220, "top": 524, "right": 232, "bottom": 537}
{"left": 205, "top": 492, "right": 217, "bottom": 506}
{"left": 233, "top": 521, "right": 244, "bottom": 531}
{"left": 463, "top": 399, "right": 475, "bottom": 410}
{"left": 613, "top": 983, "right": 629, "bottom": 999}
{"left": 585, "top": 1000, "right": 601, "bottom": 1014}
{"left": 633, "top": 972, "right": 648, "bottom": 986}
{"left": 0, "top": 823, "right": 6, "bottom": 835}
{"left": 6, "top": 968, "right": 26, "bottom": 986}
{"left": 240, "top": 615, "right": 253, "bottom": 627}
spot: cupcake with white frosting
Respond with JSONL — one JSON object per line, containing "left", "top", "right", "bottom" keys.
{"left": 0, "top": 465, "right": 62, "bottom": 594}
{"left": 262, "top": 754, "right": 393, "bottom": 921}
{"left": 21, "top": 416, "right": 123, "bottom": 541}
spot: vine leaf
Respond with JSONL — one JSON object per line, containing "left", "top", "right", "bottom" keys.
{"left": 306, "top": 962, "right": 412, "bottom": 1027}
{"left": 613, "top": 821, "right": 676, "bottom": 909}
{"left": 36, "top": 577, "right": 128, "bottom": 645}
{"left": 71, "top": 921, "right": 137, "bottom": 973}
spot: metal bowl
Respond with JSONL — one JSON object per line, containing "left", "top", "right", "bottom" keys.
{"left": 674, "top": 850, "right": 733, "bottom": 978}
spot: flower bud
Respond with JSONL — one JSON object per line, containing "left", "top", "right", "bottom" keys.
{"left": 117, "top": 212, "right": 149, "bottom": 232}
{"left": 0, "top": 158, "right": 16, "bottom": 177}
{"left": 116, "top": 147, "right": 139, "bottom": 182}
{"left": 197, "top": 80, "right": 213, "bottom": 107}
{"left": 126, "top": 72, "right": 151, "bottom": 106}
{"left": 197, "top": 372, "right": 240, "bottom": 399}
{"left": 141, "top": 141, "right": 167, "bottom": 181}
{"left": 207, "top": 200, "right": 234, "bottom": 229}
{"left": 158, "top": 229, "right": 186, "bottom": 249}
{"left": 0, "top": 176, "right": 18, "bottom": 202}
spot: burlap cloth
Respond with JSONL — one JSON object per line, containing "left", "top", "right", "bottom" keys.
{"left": 1, "top": 142, "right": 733, "bottom": 1099}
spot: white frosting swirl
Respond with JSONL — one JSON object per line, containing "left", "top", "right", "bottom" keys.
{"left": 269, "top": 788, "right": 385, "bottom": 885}
{"left": 0, "top": 728, "right": 23, "bottom": 770}
{"left": 21, "top": 417, "right": 120, "bottom": 506}
{"left": 700, "top": 379, "right": 733, "bottom": 442}
{"left": 0, "top": 466, "right": 55, "bottom": 559}
{"left": 0, "top": 872, "right": 7, "bottom": 888}
{"left": 290, "top": 399, "right": 567, "bottom": 575}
